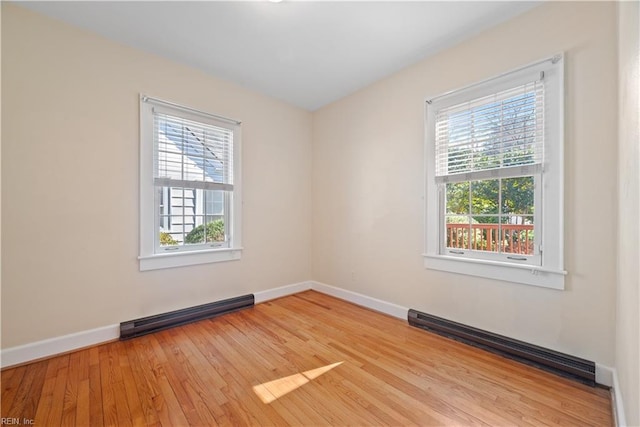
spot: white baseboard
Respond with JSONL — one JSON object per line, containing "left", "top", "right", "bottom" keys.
{"left": 1, "top": 324, "right": 120, "bottom": 369}
{"left": 611, "top": 367, "right": 627, "bottom": 427}
{"left": 309, "top": 280, "right": 408, "bottom": 320}
{"left": 253, "top": 280, "right": 410, "bottom": 321}
{"left": 596, "top": 364, "right": 626, "bottom": 427}
{"left": 596, "top": 363, "right": 614, "bottom": 387}
{"left": 1, "top": 276, "right": 620, "bottom": 424}
{"left": 1, "top": 281, "right": 314, "bottom": 368}
{"left": 254, "top": 281, "right": 312, "bottom": 304}
{"left": 0, "top": 280, "right": 407, "bottom": 368}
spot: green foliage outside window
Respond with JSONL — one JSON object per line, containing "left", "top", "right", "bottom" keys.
{"left": 446, "top": 177, "right": 534, "bottom": 222}
{"left": 160, "top": 232, "right": 178, "bottom": 246}
{"left": 185, "top": 219, "right": 225, "bottom": 244}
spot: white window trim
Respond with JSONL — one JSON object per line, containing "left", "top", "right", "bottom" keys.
{"left": 424, "top": 54, "right": 566, "bottom": 289}
{"left": 139, "top": 95, "right": 243, "bottom": 271}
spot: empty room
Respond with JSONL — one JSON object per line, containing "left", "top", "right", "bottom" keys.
{"left": 1, "top": 1, "right": 639, "bottom": 426}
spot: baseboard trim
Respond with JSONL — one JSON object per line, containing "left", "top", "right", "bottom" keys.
{"left": 1, "top": 281, "right": 314, "bottom": 368}
{"left": 1, "top": 279, "right": 618, "bottom": 396}
{"left": 596, "top": 363, "right": 614, "bottom": 387}
{"left": 608, "top": 366, "right": 627, "bottom": 427}
{"left": 309, "top": 281, "right": 408, "bottom": 320}
{"left": 254, "top": 281, "right": 312, "bottom": 303}
{"left": 1, "top": 324, "right": 120, "bottom": 369}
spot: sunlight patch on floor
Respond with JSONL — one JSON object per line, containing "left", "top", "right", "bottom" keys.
{"left": 253, "top": 361, "right": 343, "bottom": 404}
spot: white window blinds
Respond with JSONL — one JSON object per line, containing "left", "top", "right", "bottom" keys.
{"left": 153, "top": 110, "right": 234, "bottom": 191}
{"left": 434, "top": 78, "right": 544, "bottom": 183}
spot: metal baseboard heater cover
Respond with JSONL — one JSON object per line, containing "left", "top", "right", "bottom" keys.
{"left": 120, "top": 294, "right": 254, "bottom": 340}
{"left": 408, "top": 309, "right": 596, "bottom": 386}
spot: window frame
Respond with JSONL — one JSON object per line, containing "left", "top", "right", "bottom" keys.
{"left": 139, "top": 95, "right": 243, "bottom": 271}
{"left": 424, "top": 55, "right": 566, "bottom": 289}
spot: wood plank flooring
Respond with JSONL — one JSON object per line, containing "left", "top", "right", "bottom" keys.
{"left": 1, "top": 291, "right": 612, "bottom": 426}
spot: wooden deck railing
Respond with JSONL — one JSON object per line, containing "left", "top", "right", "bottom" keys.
{"left": 446, "top": 223, "right": 534, "bottom": 255}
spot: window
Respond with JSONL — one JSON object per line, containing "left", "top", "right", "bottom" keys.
{"left": 139, "top": 96, "right": 242, "bottom": 271}
{"left": 424, "top": 55, "right": 565, "bottom": 289}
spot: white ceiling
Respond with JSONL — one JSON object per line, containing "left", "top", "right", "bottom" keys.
{"left": 19, "top": 1, "right": 540, "bottom": 111}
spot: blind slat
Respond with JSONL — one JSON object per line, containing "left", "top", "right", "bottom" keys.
{"left": 154, "top": 177, "right": 233, "bottom": 192}
{"left": 434, "top": 79, "right": 544, "bottom": 178}
{"left": 153, "top": 111, "right": 234, "bottom": 186}
{"left": 434, "top": 164, "right": 542, "bottom": 184}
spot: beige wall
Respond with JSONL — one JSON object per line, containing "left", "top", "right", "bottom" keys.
{"left": 617, "top": 1, "right": 640, "bottom": 424}
{"left": 1, "top": 4, "right": 312, "bottom": 348}
{"left": 312, "top": 1, "right": 618, "bottom": 365}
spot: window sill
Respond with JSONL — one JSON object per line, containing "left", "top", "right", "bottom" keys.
{"left": 422, "top": 254, "right": 566, "bottom": 290}
{"left": 139, "top": 247, "right": 243, "bottom": 271}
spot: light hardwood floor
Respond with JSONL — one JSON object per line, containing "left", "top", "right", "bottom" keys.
{"left": 1, "top": 291, "right": 612, "bottom": 426}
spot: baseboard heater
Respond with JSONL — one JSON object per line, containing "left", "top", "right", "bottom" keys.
{"left": 120, "top": 294, "right": 254, "bottom": 340}
{"left": 408, "top": 309, "right": 596, "bottom": 386}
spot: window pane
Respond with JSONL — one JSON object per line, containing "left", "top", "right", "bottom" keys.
{"left": 446, "top": 182, "right": 470, "bottom": 214}
{"left": 157, "top": 186, "right": 228, "bottom": 247}
{"left": 183, "top": 218, "right": 225, "bottom": 245}
{"left": 469, "top": 216, "right": 500, "bottom": 252}
{"left": 444, "top": 177, "right": 536, "bottom": 255}
{"left": 446, "top": 216, "right": 470, "bottom": 250}
{"left": 205, "top": 219, "right": 225, "bottom": 243}
{"left": 502, "top": 176, "right": 534, "bottom": 215}
{"left": 184, "top": 215, "right": 205, "bottom": 245}
{"left": 159, "top": 229, "right": 178, "bottom": 246}
{"left": 471, "top": 179, "right": 499, "bottom": 215}
{"left": 204, "top": 190, "right": 224, "bottom": 217}
{"left": 501, "top": 216, "right": 535, "bottom": 255}
{"left": 203, "top": 190, "right": 225, "bottom": 243}
{"left": 181, "top": 216, "right": 224, "bottom": 244}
